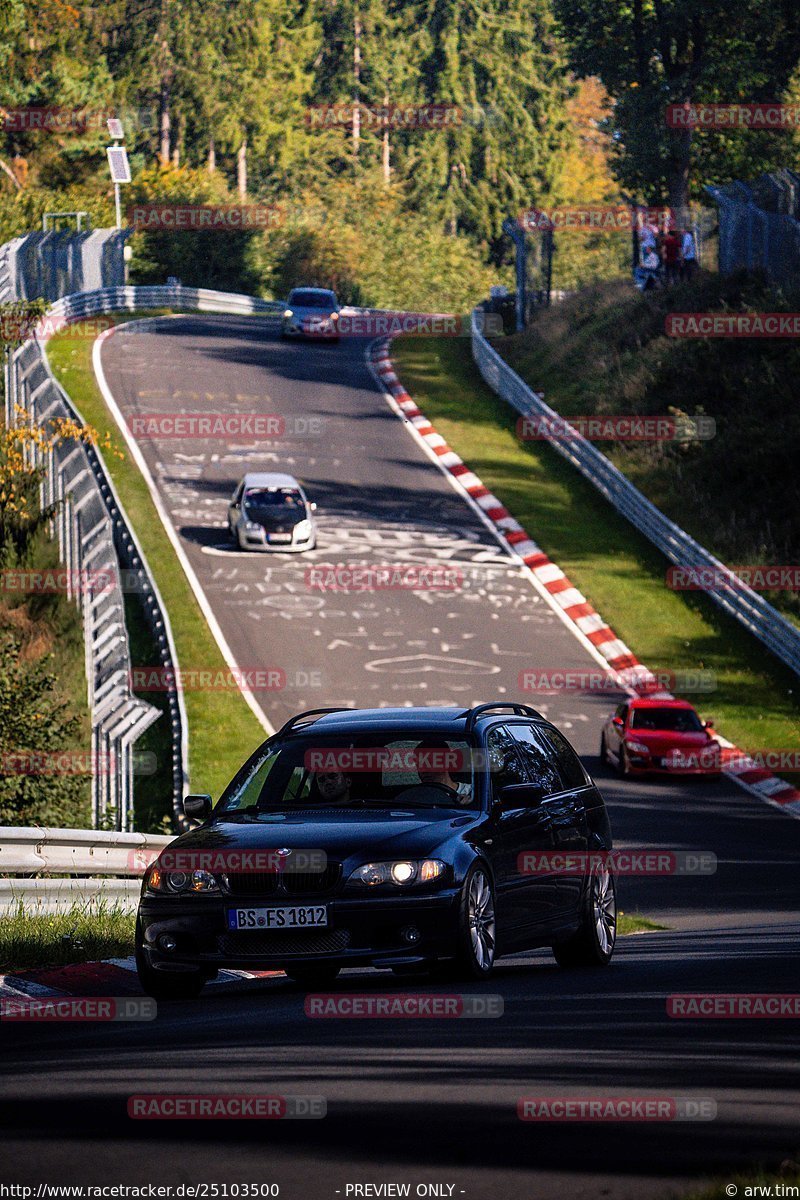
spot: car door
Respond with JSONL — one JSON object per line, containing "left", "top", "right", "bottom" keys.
{"left": 504, "top": 721, "right": 589, "bottom": 924}
{"left": 531, "top": 725, "right": 592, "bottom": 916}
{"left": 485, "top": 724, "right": 559, "bottom": 942}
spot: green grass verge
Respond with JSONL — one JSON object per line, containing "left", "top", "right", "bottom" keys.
{"left": 499, "top": 274, "right": 800, "bottom": 627}
{"left": 391, "top": 338, "right": 800, "bottom": 764}
{"left": 1, "top": 901, "right": 657, "bottom": 972}
{"left": 617, "top": 912, "right": 667, "bottom": 935}
{"left": 46, "top": 312, "right": 265, "bottom": 824}
{"left": 0, "top": 901, "right": 135, "bottom": 972}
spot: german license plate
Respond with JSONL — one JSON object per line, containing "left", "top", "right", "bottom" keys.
{"left": 227, "top": 905, "right": 328, "bottom": 931}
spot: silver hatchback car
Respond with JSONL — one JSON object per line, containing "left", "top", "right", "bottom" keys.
{"left": 281, "top": 287, "right": 340, "bottom": 340}
{"left": 228, "top": 472, "right": 317, "bottom": 552}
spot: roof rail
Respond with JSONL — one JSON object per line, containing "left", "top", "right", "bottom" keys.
{"left": 275, "top": 707, "right": 353, "bottom": 738}
{"left": 464, "top": 703, "right": 545, "bottom": 733}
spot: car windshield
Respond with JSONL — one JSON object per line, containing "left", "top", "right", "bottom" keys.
{"left": 244, "top": 488, "right": 303, "bottom": 509}
{"left": 216, "top": 733, "right": 479, "bottom": 815}
{"left": 629, "top": 707, "right": 704, "bottom": 732}
{"left": 289, "top": 290, "right": 337, "bottom": 308}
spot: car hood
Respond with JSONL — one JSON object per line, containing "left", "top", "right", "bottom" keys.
{"left": 170, "top": 809, "right": 479, "bottom": 861}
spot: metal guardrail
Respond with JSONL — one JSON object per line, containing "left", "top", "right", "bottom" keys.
{"left": 5, "top": 333, "right": 165, "bottom": 831}
{"left": 2, "top": 279, "right": 286, "bottom": 834}
{"left": 0, "top": 824, "right": 172, "bottom": 913}
{"left": 471, "top": 311, "right": 800, "bottom": 679}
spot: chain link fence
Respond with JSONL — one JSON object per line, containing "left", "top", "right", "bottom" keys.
{"left": 706, "top": 169, "right": 800, "bottom": 283}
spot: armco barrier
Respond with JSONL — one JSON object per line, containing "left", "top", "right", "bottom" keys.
{"left": 4, "top": 282, "right": 286, "bottom": 833}
{"left": 5, "top": 328, "right": 164, "bottom": 832}
{"left": 0, "top": 824, "right": 173, "bottom": 913}
{"left": 471, "top": 310, "right": 800, "bottom": 678}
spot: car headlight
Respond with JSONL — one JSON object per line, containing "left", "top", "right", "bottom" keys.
{"left": 626, "top": 740, "right": 650, "bottom": 756}
{"left": 243, "top": 520, "right": 262, "bottom": 532}
{"left": 283, "top": 309, "right": 293, "bottom": 319}
{"left": 145, "top": 866, "right": 220, "bottom": 894}
{"left": 294, "top": 519, "right": 312, "bottom": 540}
{"left": 346, "top": 859, "right": 446, "bottom": 888}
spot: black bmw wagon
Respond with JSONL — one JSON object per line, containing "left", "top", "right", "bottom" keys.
{"left": 136, "top": 704, "right": 616, "bottom": 998}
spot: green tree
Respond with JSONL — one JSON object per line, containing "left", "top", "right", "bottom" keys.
{"left": 554, "top": 0, "right": 800, "bottom": 212}
{"left": 403, "top": 0, "right": 570, "bottom": 256}
{"left": 0, "top": 630, "right": 87, "bottom": 826}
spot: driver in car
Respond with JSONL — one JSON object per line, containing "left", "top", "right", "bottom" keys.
{"left": 409, "top": 739, "right": 473, "bottom": 805}
{"left": 315, "top": 770, "right": 355, "bottom": 805}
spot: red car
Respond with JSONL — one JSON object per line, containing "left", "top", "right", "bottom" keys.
{"left": 600, "top": 697, "right": 720, "bottom": 778}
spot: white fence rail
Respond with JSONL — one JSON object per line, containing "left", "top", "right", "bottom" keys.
{"left": 0, "top": 825, "right": 173, "bottom": 913}
{"left": 471, "top": 311, "right": 800, "bottom": 678}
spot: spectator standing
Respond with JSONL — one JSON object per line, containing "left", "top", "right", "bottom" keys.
{"left": 663, "top": 228, "right": 681, "bottom": 283}
{"left": 681, "top": 229, "right": 698, "bottom": 280}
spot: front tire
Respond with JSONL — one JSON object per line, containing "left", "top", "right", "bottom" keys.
{"left": 450, "top": 864, "right": 496, "bottom": 980}
{"left": 553, "top": 862, "right": 617, "bottom": 968}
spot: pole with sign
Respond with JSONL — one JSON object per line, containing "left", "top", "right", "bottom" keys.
{"left": 106, "top": 119, "right": 131, "bottom": 230}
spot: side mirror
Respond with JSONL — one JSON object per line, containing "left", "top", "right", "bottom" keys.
{"left": 612, "top": 716, "right": 624, "bottom": 730}
{"left": 703, "top": 718, "right": 714, "bottom": 729}
{"left": 183, "top": 794, "right": 212, "bottom": 820}
{"left": 496, "top": 782, "right": 546, "bottom": 811}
